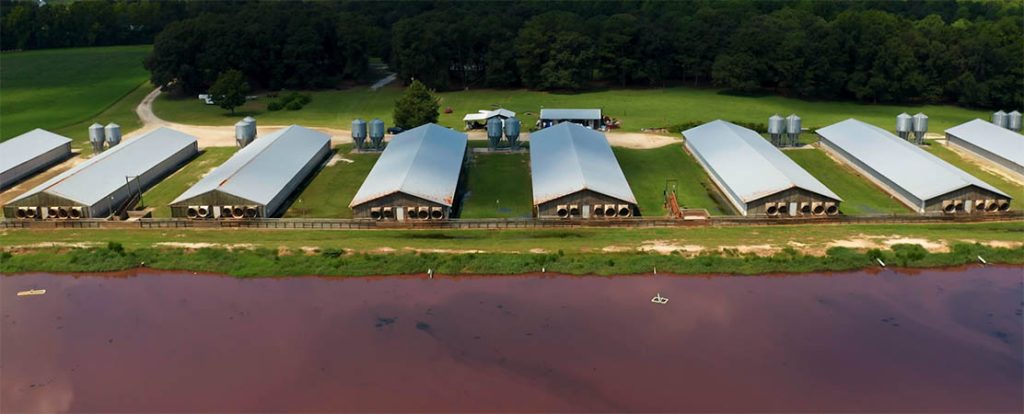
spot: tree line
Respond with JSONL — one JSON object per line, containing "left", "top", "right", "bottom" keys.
{"left": 3, "top": 1, "right": 1021, "bottom": 109}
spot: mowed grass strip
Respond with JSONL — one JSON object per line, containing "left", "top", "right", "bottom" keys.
{"left": 784, "top": 148, "right": 908, "bottom": 215}
{"left": 140, "top": 147, "right": 238, "bottom": 218}
{"left": 460, "top": 152, "right": 533, "bottom": 218}
{"left": 616, "top": 145, "right": 729, "bottom": 216}
{"left": 2, "top": 222, "right": 1021, "bottom": 253}
{"left": 153, "top": 85, "right": 989, "bottom": 133}
{"left": 925, "top": 142, "right": 1024, "bottom": 201}
{"left": 284, "top": 146, "right": 379, "bottom": 218}
{"left": 1, "top": 45, "right": 152, "bottom": 141}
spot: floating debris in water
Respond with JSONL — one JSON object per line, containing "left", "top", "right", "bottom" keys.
{"left": 651, "top": 293, "right": 669, "bottom": 305}
{"left": 17, "top": 289, "right": 45, "bottom": 297}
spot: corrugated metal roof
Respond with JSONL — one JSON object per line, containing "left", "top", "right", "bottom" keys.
{"left": 10, "top": 127, "right": 197, "bottom": 205}
{"left": 539, "top": 108, "right": 602, "bottom": 120}
{"left": 683, "top": 120, "right": 840, "bottom": 203}
{"left": 530, "top": 122, "right": 637, "bottom": 205}
{"left": 463, "top": 108, "right": 515, "bottom": 122}
{"left": 817, "top": 119, "right": 1009, "bottom": 200}
{"left": 945, "top": 119, "right": 1024, "bottom": 167}
{"left": 349, "top": 124, "right": 468, "bottom": 207}
{"left": 171, "top": 125, "right": 330, "bottom": 205}
{"left": 0, "top": 129, "right": 71, "bottom": 174}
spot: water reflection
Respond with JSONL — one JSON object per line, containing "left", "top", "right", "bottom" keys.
{"left": 2, "top": 267, "right": 1021, "bottom": 412}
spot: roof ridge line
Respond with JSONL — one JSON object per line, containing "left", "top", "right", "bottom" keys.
{"left": 216, "top": 126, "right": 296, "bottom": 191}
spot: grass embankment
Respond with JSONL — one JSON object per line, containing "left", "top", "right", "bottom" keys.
{"left": 284, "top": 145, "right": 378, "bottom": 218}
{"left": 616, "top": 145, "right": 729, "bottom": 215}
{"left": 3, "top": 221, "right": 1020, "bottom": 253}
{"left": 153, "top": 84, "right": 989, "bottom": 133}
{"left": 1, "top": 45, "right": 152, "bottom": 148}
{"left": 139, "top": 148, "right": 239, "bottom": 217}
{"left": 785, "top": 149, "right": 908, "bottom": 215}
{"left": 460, "top": 152, "right": 533, "bottom": 218}
{"left": 925, "top": 142, "right": 1024, "bottom": 201}
{"left": 2, "top": 241, "right": 1021, "bottom": 277}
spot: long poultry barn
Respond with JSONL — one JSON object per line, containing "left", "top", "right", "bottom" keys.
{"left": 945, "top": 119, "right": 1024, "bottom": 179}
{"left": 817, "top": 119, "right": 1011, "bottom": 214}
{"left": 349, "top": 123, "right": 468, "bottom": 220}
{"left": 682, "top": 120, "right": 842, "bottom": 217}
{"left": 0, "top": 129, "right": 73, "bottom": 191}
{"left": 4, "top": 127, "right": 198, "bottom": 219}
{"left": 170, "top": 125, "right": 331, "bottom": 219}
{"left": 530, "top": 122, "right": 638, "bottom": 219}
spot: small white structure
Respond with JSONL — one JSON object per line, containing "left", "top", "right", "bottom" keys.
{"left": 463, "top": 108, "right": 515, "bottom": 129}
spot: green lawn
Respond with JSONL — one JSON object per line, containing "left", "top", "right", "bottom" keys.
{"left": 1, "top": 45, "right": 152, "bottom": 142}
{"left": 785, "top": 149, "right": 909, "bottom": 215}
{"left": 616, "top": 145, "right": 729, "bottom": 216}
{"left": 140, "top": 147, "right": 238, "bottom": 217}
{"left": 284, "top": 145, "right": 379, "bottom": 218}
{"left": 460, "top": 152, "right": 533, "bottom": 218}
{"left": 153, "top": 85, "right": 989, "bottom": 134}
{"left": 925, "top": 142, "right": 1024, "bottom": 202}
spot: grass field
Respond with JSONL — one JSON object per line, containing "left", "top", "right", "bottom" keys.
{"left": 153, "top": 84, "right": 990, "bottom": 134}
{"left": 139, "top": 148, "right": 239, "bottom": 217}
{"left": 284, "top": 145, "right": 379, "bottom": 218}
{"left": 785, "top": 149, "right": 909, "bottom": 215}
{"left": 460, "top": 152, "right": 533, "bottom": 218}
{"left": 616, "top": 145, "right": 729, "bottom": 216}
{"left": 1, "top": 45, "right": 151, "bottom": 143}
{"left": 925, "top": 142, "right": 1024, "bottom": 201}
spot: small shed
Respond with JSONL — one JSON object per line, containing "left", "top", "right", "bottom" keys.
{"left": 538, "top": 108, "right": 603, "bottom": 130}
{"left": 463, "top": 108, "right": 515, "bottom": 130}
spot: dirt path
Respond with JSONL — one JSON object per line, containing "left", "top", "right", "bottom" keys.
{"left": 135, "top": 88, "right": 680, "bottom": 149}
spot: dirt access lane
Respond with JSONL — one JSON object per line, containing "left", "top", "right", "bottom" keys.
{"left": 136, "top": 88, "right": 680, "bottom": 149}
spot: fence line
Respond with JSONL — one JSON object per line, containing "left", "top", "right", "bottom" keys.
{"left": 3, "top": 211, "right": 1021, "bottom": 230}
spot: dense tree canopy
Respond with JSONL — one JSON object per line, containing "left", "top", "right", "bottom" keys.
{"left": 208, "top": 69, "right": 249, "bottom": 114}
{"left": 393, "top": 80, "right": 439, "bottom": 130}
{"left": 3, "top": 0, "right": 1021, "bottom": 109}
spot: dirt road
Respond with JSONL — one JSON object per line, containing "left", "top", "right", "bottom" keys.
{"left": 135, "top": 88, "right": 680, "bottom": 149}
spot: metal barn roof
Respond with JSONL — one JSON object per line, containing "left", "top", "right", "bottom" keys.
{"left": 530, "top": 122, "right": 637, "bottom": 205}
{"left": 462, "top": 108, "right": 516, "bottom": 122}
{"left": 11, "top": 127, "right": 197, "bottom": 206}
{"left": 172, "top": 125, "right": 330, "bottom": 206}
{"left": 349, "top": 124, "right": 468, "bottom": 207}
{"left": 539, "top": 109, "right": 602, "bottom": 120}
{"left": 817, "top": 119, "right": 1008, "bottom": 200}
{"left": 945, "top": 119, "right": 1024, "bottom": 167}
{"left": 0, "top": 129, "right": 72, "bottom": 174}
{"left": 683, "top": 120, "right": 840, "bottom": 203}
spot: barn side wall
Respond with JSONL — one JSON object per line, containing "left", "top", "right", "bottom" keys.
{"left": 924, "top": 185, "right": 1012, "bottom": 213}
{"left": 946, "top": 133, "right": 1024, "bottom": 177}
{"left": 351, "top": 192, "right": 448, "bottom": 220}
{"left": 535, "top": 189, "right": 637, "bottom": 219}
{"left": 745, "top": 188, "right": 840, "bottom": 216}
{"left": 0, "top": 143, "right": 72, "bottom": 190}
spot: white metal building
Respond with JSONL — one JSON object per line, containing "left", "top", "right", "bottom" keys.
{"left": 683, "top": 120, "right": 841, "bottom": 216}
{"left": 0, "top": 129, "right": 73, "bottom": 190}
{"left": 817, "top": 119, "right": 1011, "bottom": 214}
{"left": 349, "top": 124, "right": 469, "bottom": 220}
{"left": 4, "top": 127, "right": 198, "bottom": 219}
{"left": 530, "top": 122, "right": 637, "bottom": 218}
{"left": 539, "top": 108, "right": 603, "bottom": 129}
{"left": 170, "top": 125, "right": 331, "bottom": 219}
{"left": 945, "top": 119, "right": 1024, "bottom": 178}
